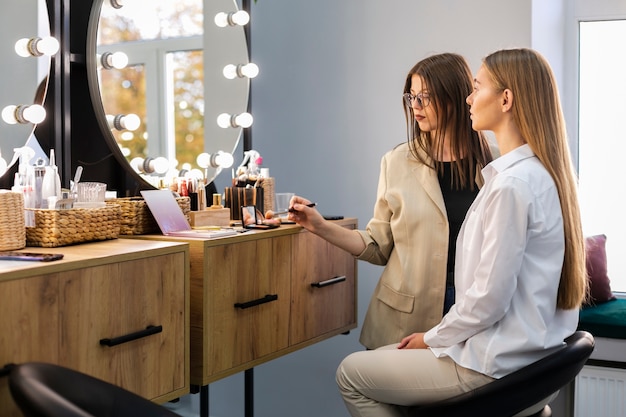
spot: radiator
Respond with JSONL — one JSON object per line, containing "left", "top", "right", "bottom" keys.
{"left": 574, "top": 365, "right": 626, "bottom": 417}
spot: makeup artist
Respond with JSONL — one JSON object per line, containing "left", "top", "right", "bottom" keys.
{"left": 288, "top": 53, "right": 494, "bottom": 350}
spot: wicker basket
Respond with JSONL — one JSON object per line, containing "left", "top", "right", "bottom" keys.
{"left": 25, "top": 204, "right": 121, "bottom": 247}
{"left": 0, "top": 191, "right": 26, "bottom": 251}
{"left": 106, "top": 196, "right": 190, "bottom": 235}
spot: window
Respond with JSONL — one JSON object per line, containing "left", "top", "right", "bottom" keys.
{"left": 578, "top": 20, "right": 626, "bottom": 293}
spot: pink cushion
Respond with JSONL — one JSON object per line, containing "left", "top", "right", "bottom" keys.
{"left": 584, "top": 234, "right": 616, "bottom": 305}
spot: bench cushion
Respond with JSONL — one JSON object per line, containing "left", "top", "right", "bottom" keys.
{"left": 578, "top": 298, "right": 626, "bottom": 339}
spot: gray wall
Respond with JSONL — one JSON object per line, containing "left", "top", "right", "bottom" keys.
{"left": 205, "top": 1, "right": 563, "bottom": 417}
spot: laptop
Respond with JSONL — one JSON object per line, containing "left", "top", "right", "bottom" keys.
{"left": 141, "top": 189, "right": 237, "bottom": 239}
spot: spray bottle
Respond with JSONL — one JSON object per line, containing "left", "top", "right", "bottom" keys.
{"left": 41, "top": 149, "right": 62, "bottom": 209}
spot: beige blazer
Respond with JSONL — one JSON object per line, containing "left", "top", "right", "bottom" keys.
{"left": 357, "top": 142, "right": 488, "bottom": 349}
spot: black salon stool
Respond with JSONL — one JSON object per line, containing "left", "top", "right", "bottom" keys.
{"left": 407, "top": 331, "right": 594, "bottom": 417}
{"left": 8, "top": 362, "right": 180, "bottom": 417}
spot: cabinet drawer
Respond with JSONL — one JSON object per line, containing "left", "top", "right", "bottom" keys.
{"left": 57, "top": 253, "right": 187, "bottom": 400}
{"left": 290, "top": 230, "right": 356, "bottom": 345}
{"left": 202, "top": 237, "right": 291, "bottom": 376}
{"left": 0, "top": 275, "right": 60, "bottom": 417}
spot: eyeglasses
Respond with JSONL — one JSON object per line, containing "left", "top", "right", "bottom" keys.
{"left": 403, "top": 92, "right": 431, "bottom": 109}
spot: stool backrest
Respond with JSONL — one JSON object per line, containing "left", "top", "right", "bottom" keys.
{"left": 409, "top": 331, "right": 595, "bottom": 417}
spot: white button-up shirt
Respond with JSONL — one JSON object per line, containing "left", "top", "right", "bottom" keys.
{"left": 424, "top": 144, "right": 578, "bottom": 378}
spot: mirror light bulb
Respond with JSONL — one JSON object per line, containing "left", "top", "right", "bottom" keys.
{"left": 21, "top": 104, "right": 46, "bottom": 124}
{"left": 152, "top": 157, "right": 170, "bottom": 175}
{"left": 101, "top": 51, "right": 129, "bottom": 70}
{"left": 14, "top": 37, "right": 59, "bottom": 57}
{"left": 1, "top": 104, "right": 46, "bottom": 125}
{"left": 231, "top": 10, "right": 250, "bottom": 26}
{"left": 216, "top": 112, "right": 253, "bottom": 129}
{"left": 196, "top": 152, "right": 212, "bottom": 168}
{"left": 214, "top": 10, "right": 249, "bottom": 27}
{"left": 223, "top": 63, "right": 259, "bottom": 80}
{"left": 197, "top": 151, "right": 234, "bottom": 169}
{"left": 37, "top": 37, "right": 60, "bottom": 56}
{"left": 234, "top": 112, "right": 253, "bottom": 128}
{"left": 240, "top": 63, "right": 259, "bottom": 78}
{"left": 108, "top": 113, "right": 141, "bottom": 131}
{"left": 214, "top": 151, "right": 234, "bottom": 168}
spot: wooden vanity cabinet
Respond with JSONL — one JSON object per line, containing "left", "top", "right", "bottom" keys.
{"left": 132, "top": 218, "right": 358, "bottom": 387}
{"left": 0, "top": 240, "right": 190, "bottom": 417}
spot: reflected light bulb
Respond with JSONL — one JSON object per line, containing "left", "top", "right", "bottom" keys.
{"left": 130, "top": 157, "right": 144, "bottom": 173}
{"left": 196, "top": 152, "right": 212, "bottom": 168}
{"left": 222, "top": 64, "right": 238, "bottom": 80}
{"left": 216, "top": 113, "right": 231, "bottom": 128}
{"left": 14, "top": 39, "right": 30, "bottom": 58}
{"left": 2, "top": 105, "right": 18, "bottom": 125}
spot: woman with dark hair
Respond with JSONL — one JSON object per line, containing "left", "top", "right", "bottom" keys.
{"left": 288, "top": 52, "right": 494, "bottom": 349}
{"left": 330, "top": 48, "right": 587, "bottom": 417}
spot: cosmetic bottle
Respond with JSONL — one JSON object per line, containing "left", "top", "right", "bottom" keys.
{"left": 41, "top": 149, "right": 62, "bottom": 208}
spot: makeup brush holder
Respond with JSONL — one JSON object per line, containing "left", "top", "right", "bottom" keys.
{"left": 224, "top": 186, "right": 264, "bottom": 221}
{"left": 0, "top": 191, "right": 26, "bottom": 251}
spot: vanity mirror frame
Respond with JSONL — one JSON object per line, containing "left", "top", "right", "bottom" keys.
{"left": 85, "top": 0, "right": 252, "bottom": 191}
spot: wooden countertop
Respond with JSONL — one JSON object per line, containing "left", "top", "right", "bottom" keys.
{"left": 0, "top": 238, "right": 189, "bottom": 282}
{"left": 124, "top": 217, "right": 358, "bottom": 247}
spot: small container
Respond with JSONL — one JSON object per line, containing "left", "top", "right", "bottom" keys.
{"left": 77, "top": 182, "right": 107, "bottom": 203}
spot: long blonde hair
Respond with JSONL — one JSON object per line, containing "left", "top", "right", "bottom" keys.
{"left": 483, "top": 48, "right": 587, "bottom": 309}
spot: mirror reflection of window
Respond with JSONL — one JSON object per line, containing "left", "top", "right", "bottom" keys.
{"left": 100, "top": 64, "right": 147, "bottom": 160}
{"left": 578, "top": 19, "right": 626, "bottom": 292}
{"left": 97, "top": 0, "right": 203, "bottom": 172}
{"left": 168, "top": 49, "right": 204, "bottom": 171}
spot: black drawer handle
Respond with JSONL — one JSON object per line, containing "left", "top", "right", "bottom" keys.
{"left": 234, "top": 294, "right": 278, "bottom": 309}
{"left": 311, "top": 276, "right": 346, "bottom": 288}
{"left": 99, "top": 325, "right": 163, "bottom": 347}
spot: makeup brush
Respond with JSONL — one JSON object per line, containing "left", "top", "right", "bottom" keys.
{"left": 267, "top": 202, "right": 317, "bottom": 217}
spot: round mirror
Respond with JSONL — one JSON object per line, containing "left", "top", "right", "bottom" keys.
{"left": 87, "top": 0, "right": 251, "bottom": 189}
{"left": 0, "top": 1, "right": 54, "bottom": 177}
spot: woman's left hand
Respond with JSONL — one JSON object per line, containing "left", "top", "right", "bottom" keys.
{"left": 397, "top": 332, "right": 429, "bottom": 349}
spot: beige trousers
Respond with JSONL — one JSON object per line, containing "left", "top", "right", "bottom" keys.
{"left": 335, "top": 344, "right": 494, "bottom": 417}
{"left": 336, "top": 344, "right": 555, "bottom": 417}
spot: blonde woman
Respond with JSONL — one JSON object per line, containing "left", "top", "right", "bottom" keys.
{"left": 332, "top": 48, "right": 587, "bottom": 417}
